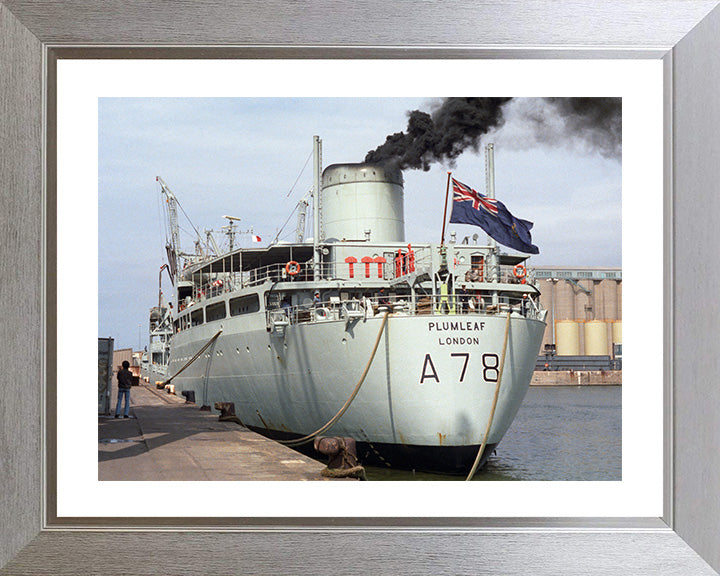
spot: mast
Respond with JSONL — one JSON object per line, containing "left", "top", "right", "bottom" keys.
{"left": 485, "top": 143, "right": 499, "bottom": 307}
{"left": 485, "top": 144, "right": 499, "bottom": 280}
{"left": 312, "top": 135, "right": 322, "bottom": 278}
{"left": 222, "top": 215, "right": 241, "bottom": 252}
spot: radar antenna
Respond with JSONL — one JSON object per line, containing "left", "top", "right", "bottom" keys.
{"left": 222, "top": 215, "right": 242, "bottom": 252}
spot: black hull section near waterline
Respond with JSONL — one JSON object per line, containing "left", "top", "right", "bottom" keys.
{"left": 248, "top": 425, "right": 498, "bottom": 475}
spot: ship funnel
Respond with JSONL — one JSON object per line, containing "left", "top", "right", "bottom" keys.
{"left": 321, "top": 163, "right": 405, "bottom": 243}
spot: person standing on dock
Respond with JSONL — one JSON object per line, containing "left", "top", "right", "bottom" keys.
{"left": 115, "top": 360, "right": 133, "bottom": 419}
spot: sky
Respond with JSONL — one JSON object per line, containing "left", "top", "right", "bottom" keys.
{"left": 98, "top": 97, "right": 621, "bottom": 350}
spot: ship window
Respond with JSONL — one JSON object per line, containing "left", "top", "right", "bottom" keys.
{"left": 230, "top": 294, "right": 260, "bottom": 316}
{"left": 471, "top": 254, "right": 484, "bottom": 270}
{"left": 206, "top": 301, "right": 227, "bottom": 322}
{"left": 191, "top": 308, "right": 204, "bottom": 326}
{"left": 174, "top": 319, "right": 180, "bottom": 333}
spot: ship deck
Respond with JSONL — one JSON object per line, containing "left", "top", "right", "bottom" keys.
{"left": 98, "top": 383, "right": 355, "bottom": 481}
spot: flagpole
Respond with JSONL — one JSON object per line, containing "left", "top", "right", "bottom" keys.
{"left": 440, "top": 171, "right": 452, "bottom": 244}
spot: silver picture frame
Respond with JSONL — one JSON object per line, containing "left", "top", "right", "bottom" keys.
{"left": 2, "top": 1, "right": 719, "bottom": 574}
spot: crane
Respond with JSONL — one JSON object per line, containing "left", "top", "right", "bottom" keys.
{"left": 157, "top": 176, "right": 180, "bottom": 279}
{"left": 295, "top": 191, "right": 310, "bottom": 243}
{"left": 156, "top": 176, "right": 209, "bottom": 274}
{"left": 204, "top": 228, "right": 221, "bottom": 256}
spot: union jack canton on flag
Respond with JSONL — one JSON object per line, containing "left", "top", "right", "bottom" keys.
{"left": 449, "top": 178, "right": 539, "bottom": 254}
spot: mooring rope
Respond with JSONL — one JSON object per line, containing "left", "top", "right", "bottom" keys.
{"left": 162, "top": 329, "right": 223, "bottom": 386}
{"left": 465, "top": 311, "right": 512, "bottom": 481}
{"left": 280, "top": 311, "right": 390, "bottom": 448}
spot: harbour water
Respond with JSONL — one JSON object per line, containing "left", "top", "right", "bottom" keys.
{"left": 365, "top": 385, "right": 622, "bottom": 481}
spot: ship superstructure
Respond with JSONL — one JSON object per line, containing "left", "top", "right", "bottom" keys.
{"left": 156, "top": 137, "right": 546, "bottom": 473}
{"left": 140, "top": 303, "right": 173, "bottom": 384}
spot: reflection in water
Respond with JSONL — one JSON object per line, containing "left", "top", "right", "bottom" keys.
{"left": 365, "top": 386, "right": 622, "bottom": 481}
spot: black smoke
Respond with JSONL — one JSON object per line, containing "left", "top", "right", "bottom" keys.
{"left": 364, "top": 97, "right": 621, "bottom": 171}
{"left": 541, "top": 97, "right": 621, "bottom": 159}
{"left": 365, "top": 98, "right": 511, "bottom": 171}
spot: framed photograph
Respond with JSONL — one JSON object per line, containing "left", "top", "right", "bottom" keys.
{"left": 80, "top": 62, "right": 643, "bottom": 515}
{"left": 92, "top": 89, "right": 627, "bottom": 490}
{"left": 2, "top": 2, "right": 720, "bottom": 574}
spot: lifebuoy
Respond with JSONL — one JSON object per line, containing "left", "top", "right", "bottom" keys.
{"left": 513, "top": 264, "right": 527, "bottom": 284}
{"left": 314, "top": 307, "right": 329, "bottom": 321}
{"left": 285, "top": 261, "right": 300, "bottom": 276}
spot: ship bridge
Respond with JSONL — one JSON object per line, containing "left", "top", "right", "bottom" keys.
{"left": 183, "top": 244, "right": 314, "bottom": 277}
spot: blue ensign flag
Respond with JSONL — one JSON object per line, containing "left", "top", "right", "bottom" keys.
{"left": 449, "top": 178, "right": 539, "bottom": 254}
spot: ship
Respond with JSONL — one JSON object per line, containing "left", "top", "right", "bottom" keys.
{"left": 140, "top": 265, "right": 173, "bottom": 385}
{"left": 155, "top": 137, "right": 546, "bottom": 474}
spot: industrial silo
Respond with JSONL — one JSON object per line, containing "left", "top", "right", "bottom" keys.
{"left": 538, "top": 283, "right": 554, "bottom": 350}
{"left": 554, "top": 279, "right": 575, "bottom": 321}
{"left": 584, "top": 320, "right": 609, "bottom": 356}
{"left": 601, "top": 279, "right": 619, "bottom": 320}
{"left": 612, "top": 320, "right": 623, "bottom": 362}
{"left": 321, "top": 163, "right": 405, "bottom": 243}
{"left": 556, "top": 320, "right": 580, "bottom": 356}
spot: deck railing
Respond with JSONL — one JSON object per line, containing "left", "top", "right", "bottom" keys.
{"left": 266, "top": 292, "right": 544, "bottom": 330}
{"left": 183, "top": 255, "right": 537, "bottom": 310}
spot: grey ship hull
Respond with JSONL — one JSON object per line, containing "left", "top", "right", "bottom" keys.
{"left": 169, "top": 304, "right": 545, "bottom": 473}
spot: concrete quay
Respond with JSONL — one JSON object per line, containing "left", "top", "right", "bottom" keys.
{"left": 99, "top": 383, "right": 348, "bottom": 481}
{"left": 531, "top": 370, "right": 622, "bottom": 386}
